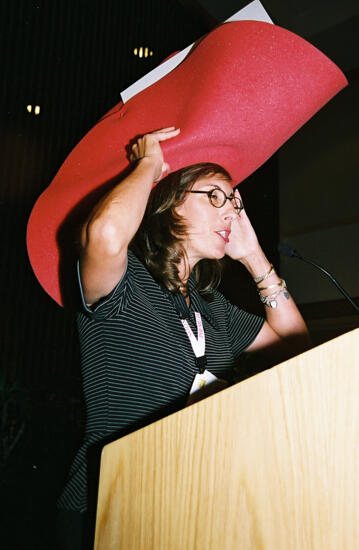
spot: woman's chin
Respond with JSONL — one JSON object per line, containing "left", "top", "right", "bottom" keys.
{"left": 210, "top": 248, "right": 226, "bottom": 261}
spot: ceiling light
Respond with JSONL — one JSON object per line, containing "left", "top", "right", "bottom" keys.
{"left": 133, "top": 46, "right": 153, "bottom": 58}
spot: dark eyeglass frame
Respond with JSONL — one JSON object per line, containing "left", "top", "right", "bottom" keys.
{"left": 186, "top": 188, "right": 244, "bottom": 212}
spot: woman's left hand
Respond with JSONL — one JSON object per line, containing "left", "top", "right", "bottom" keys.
{"left": 224, "top": 190, "right": 261, "bottom": 263}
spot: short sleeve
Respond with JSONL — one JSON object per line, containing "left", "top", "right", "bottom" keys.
{"left": 77, "top": 254, "right": 132, "bottom": 320}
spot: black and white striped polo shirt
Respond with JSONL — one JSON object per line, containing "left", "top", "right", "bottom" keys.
{"left": 58, "top": 250, "right": 264, "bottom": 512}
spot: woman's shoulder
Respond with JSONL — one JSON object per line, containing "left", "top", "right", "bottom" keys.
{"left": 127, "top": 248, "right": 154, "bottom": 280}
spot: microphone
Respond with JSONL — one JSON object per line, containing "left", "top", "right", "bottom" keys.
{"left": 277, "top": 243, "right": 359, "bottom": 315}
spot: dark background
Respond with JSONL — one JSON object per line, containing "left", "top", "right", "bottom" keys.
{"left": 1, "top": 1, "right": 358, "bottom": 547}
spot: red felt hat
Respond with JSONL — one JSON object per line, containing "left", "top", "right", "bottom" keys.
{"left": 27, "top": 20, "right": 347, "bottom": 306}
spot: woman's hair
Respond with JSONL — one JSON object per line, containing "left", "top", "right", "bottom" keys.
{"left": 130, "top": 162, "right": 232, "bottom": 297}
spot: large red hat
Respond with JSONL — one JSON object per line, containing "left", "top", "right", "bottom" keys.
{"left": 27, "top": 20, "right": 347, "bottom": 306}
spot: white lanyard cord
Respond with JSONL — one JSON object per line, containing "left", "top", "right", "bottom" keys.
{"left": 181, "top": 312, "right": 207, "bottom": 373}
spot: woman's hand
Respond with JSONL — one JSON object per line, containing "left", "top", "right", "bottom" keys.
{"left": 224, "top": 190, "right": 261, "bottom": 263}
{"left": 130, "top": 127, "right": 180, "bottom": 182}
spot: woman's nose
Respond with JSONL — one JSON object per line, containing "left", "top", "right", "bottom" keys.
{"left": 222, "top": 199, "right": 238, "bottom": 220}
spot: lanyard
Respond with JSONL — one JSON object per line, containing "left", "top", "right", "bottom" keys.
{"left": 181, "top": 312, "right": 207, "bottom": 373}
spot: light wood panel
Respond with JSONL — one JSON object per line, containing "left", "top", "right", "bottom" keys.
{"left": 94, "top": 329, "right": 359, "bottom": 550}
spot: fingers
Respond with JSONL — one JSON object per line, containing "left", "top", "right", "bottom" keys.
{"left": 130, "top": 142, "right": 142, "bottom": 162}
{"left": 233, "top": 188, "right": 244, "bottom": 217}
{"left": 144, "top": 126, "right": 180, "bottom": 143}
{"left": 129, "top": 127, "right": 179, "bottom": 183}
{"left": 153, "top": 127, "right": 180, "bottom": 142}
{"left": 145, "top": 126, "right": 180, "bottom": 142}
{"left": 132, "top": 127, "right": 180, "bottom": 152}
{"left": 234, "top": 188, "right": 242, "bottom": 201}
{"left": 162, "top": 162, "right": 170, "bottom": 174}
{"left": 130, "top": 127, "right": 180, "bottom": 170}
{"left": 153, "top": 126, "right": 177, "bottom": 132}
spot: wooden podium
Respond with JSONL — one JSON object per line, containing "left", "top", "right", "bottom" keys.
{"left": 94, "top": 329, "right": 359, "bottom": 549}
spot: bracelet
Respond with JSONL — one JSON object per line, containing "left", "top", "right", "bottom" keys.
{"left": 253, "top": 264, "right": 275, "bottom": 284}
{"left": 257, "top": 278, "right": 286, "bottom": 292}
{"left": 259, "top": 285, "right": 290, "bottom": 309}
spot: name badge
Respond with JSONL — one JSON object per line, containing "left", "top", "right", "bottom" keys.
{"left": 187, "top": 369, "right": 228, "bottom": 405}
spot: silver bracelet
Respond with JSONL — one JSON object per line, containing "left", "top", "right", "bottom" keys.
{"left": 259, "top": 285, "right": 290, "bottom": 309}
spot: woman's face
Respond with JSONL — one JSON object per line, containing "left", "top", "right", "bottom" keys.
{"left": 176, "top": 174, "right": 239, "bottom": 267}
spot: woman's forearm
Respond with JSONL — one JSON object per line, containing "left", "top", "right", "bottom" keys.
{"left": 82, "top": 157, "right": 159, "bottom": 255}
{"left": 241, "top": 247, "right": 311, "bottom": 358}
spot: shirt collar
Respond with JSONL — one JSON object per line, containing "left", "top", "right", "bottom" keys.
{"left": 169, "top": 279, "right": 218, "bottom": 329}
{"left": 130, "top": 250, "right": 218, "bottom": 329}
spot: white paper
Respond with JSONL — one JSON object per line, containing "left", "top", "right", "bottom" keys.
{"left": 225, "top": 0, "right": 273, "bottom": 24}
{"left": 120, "top": 1, "right": 273, "bottom": 104}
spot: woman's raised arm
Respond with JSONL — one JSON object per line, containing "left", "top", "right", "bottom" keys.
{"left": 79, "top": 127, "right": 180, "bottom": 305}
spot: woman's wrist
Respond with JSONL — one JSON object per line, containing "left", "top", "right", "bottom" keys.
{"left": 136, "top": 156, "right": 162, "bottom": 181}
{"left": 239, "top": 249, "right": 273, "bottom": 280}
{"left": 241, "top": 251, "right": 292, "bottom": 310}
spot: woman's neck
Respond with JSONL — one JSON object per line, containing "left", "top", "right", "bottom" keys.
{"left": 177, "top": 255, "right": 197, "bottom": 288}
{"left": 178, "top": 266, "right": 190, "bottom": 307}
{"left": 177, "top": 255, "right": 199, "bottom": 307}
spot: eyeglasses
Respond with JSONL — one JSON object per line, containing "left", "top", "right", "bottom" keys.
{"left": 186, "top": 188, "right": 244, "bottom": 212}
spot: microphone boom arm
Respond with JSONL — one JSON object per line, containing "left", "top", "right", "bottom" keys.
{"left": 278, "top": 243, "right": 359, "bottom": 315}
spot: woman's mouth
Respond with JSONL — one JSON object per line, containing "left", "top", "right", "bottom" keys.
{"left": 215, "top": 230, "right": 230, "bottom": 243}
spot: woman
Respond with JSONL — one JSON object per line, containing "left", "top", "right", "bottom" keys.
{"left": 57, "top": 127, "right": 310, "bottom": 548}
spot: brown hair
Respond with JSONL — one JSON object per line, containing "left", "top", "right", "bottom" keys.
{"left": 130, "top": 162, "right": 232, "bottom": 297}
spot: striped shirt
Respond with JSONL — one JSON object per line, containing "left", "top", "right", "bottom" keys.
{"left": 58, "top": 250, "right": 264, "bottom": 512}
